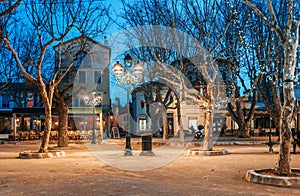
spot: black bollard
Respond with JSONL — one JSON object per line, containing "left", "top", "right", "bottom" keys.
{"left": 124, "top": 133, "right": 132, "bottom": 156}
{"left": 268, "top": 132, "right": 274, "bottom": 153}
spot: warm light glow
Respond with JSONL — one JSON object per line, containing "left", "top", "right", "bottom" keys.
{"left": 84, "top": 96, "right": 89, "bottom": 104}
{"left": 84, "top": 93, "right": 102, "bottom": 107}
{"left": 133, "top": 61, "right": 144, "bottom": 78}
{"left": 112, "top": 61, "right": 124, "bottom": 77}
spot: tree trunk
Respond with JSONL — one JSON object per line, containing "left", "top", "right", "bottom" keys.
{"left": 275, "top": 37, "right": 297, "bottom": 175}
{"left": 57, "top": 104, "right": 69, "bottom": 147}
{"left": 227, "top": 102, "right": 253, "bottom": 139}
{"left": 275, "top": 116, "right": 292, "bottom": 175}
{"left": 203, "top": 107, "right": 213, "bottom": 151}
{"left": 162, "top": 108, "right": 167, "bottom": 140}
{"left": 275, "top": 55, "right": 295, "bottom": 175}
{"left": 176, "top": 100, "right": 184, "bottom": 145}
{"left": 237, "top": 121, "right": 251, "bottom": 138}
{"left": 38, "top": 85, "right": 55, "bottom": 153}
{"left": 39, "top": 104, "right": 52, "bottom": 153}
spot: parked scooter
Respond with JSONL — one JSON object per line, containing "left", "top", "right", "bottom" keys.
{"left": 194, "top": 125, "right": 204, "bottom": 139}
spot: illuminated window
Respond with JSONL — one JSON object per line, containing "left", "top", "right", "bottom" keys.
{"left": 139, "top": 117, "right": 147, "bottom": 131}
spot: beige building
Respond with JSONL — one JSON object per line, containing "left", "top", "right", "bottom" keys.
{"left": 54, "top": 36, "right": 111, "bottom": 133}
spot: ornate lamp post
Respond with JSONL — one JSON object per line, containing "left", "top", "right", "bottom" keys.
{"left": 84, "top": 90, "right": 102, "bottom": 144}
{"left": 112, "top": 54, "right": 144, "bottom": 156}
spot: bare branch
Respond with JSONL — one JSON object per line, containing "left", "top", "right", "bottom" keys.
{"left": 266, "top": 0, "right": 280, "bottom": 31}
{"left": 242, "top": 0, "right": 285, "bottom": 43}
{"left": 3, "top": 37, "right": 38, "bottom": 85}
{"left": 285, "top": 0, "right": 294, "bottom": 40}
{"left": 53, "top": 57, "right": 78, "bottom": 88}
{"left": 228, "top": 63, "right": 266, "bottom": 103}
{"left": 0, "top": 0, "right": 22, "bottom": 19}
{"left": 208, "top": 17, "right": 232, "bottom": 57}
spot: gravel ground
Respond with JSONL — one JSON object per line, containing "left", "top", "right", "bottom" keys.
{"left": 0, "top": 141, "right": 300, "bottom": 196}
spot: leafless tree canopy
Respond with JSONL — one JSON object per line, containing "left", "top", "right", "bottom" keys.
{"left": 1, "top": 0, "right": 110, "bottom": 152}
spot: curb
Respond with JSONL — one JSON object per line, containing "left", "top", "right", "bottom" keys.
{"left": 19, "top": 151, "right": 66, "bottom": 159}
{"left": 246, "top": 169, "right": 300, "bottom": 187}
{"left": 185, "top": 149, "right": 228, "bottom": 156}
{"left": 186, "top": 141, "right": 270, "bottom": 147}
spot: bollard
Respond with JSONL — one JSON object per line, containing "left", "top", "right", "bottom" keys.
{"left": 267, "top": 132, "right": 275, "bottom": 153}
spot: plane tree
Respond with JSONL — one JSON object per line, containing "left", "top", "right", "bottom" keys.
{"left": 213, "top": 1, "right": 263, "bottom": 138}
{"left": 242, "top": 1, "right": 284, "bottom": 139}
{"left": 118, "top": 0, "right": 187, "bottom": 143}
{"left": 1, "top": 0, "right": 109, "bottom": 152}
{"left": 243, "top": 0, "right": 300, "bottom": 175}
{"left": 118, "top": 0, "right": 237, "bottom": 150}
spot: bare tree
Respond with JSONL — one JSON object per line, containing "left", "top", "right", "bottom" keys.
{"left": 167, "top": 0, "right": 235, "bottom": 150}
{"left": 212, "top": 1, "right": 261, "bottom": 138}
{"left": 243, "top": 0, "right": 300, "bottom": 175}
{"left": 1, "top": 0, "right": 109, "bottom": 152}
{"left": 242, "top": 1, "right": 284, "bottom": 139}
{"left": 118, "top": 0, "right": 236, "bottom": 150}
{"left": 119, "top": 0, "right": 186, "bottom": 142}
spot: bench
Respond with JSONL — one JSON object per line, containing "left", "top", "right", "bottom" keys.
{"left": 0, "top": 134, "right": 9, "bottom": 143}
{"left": 0, "top": 134, "right": 9, "bottom": 139}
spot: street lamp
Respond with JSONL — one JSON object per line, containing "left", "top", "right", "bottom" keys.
{"left": 112, "top": 54, "right": 144, "bottom": 156}
{"left": 84, "top": 90, "right": 102, "bottom": 144}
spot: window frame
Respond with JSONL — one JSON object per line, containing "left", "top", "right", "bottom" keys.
{"left": 93, "top": 70, "right": 102, "bottom": 84}
{"left": 78, "top": 70, "right": 87, "bottom": 84}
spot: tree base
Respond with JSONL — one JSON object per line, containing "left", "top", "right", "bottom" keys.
{"left": 246, "top": 168, "right": 300, "bottom": 187}
{"left": 186, "top": 149, "right": 228, "bottom": 156}
{"left": 19, "top": 150, "right": 66, "bottom": 159}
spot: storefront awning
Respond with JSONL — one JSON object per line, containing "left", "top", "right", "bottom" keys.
{"left": 12, "top": 107, "right": 58, "bottom": 115}
{"left": 68, "top": 107, "right": 102, "bottom": 115}
{"left": 0, "top": 108, "right": 13, "bottom": 117}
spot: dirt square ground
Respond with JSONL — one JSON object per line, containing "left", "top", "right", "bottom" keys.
{"left": 0, "top": 141, "right": 300, "bottom": 196}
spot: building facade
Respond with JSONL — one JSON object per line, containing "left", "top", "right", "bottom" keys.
{"left": 0, "top": 36, "right": 111, "bottom": 140}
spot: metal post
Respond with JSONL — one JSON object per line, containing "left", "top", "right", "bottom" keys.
{"left": 84, "top": 91, "right": 101, "bottom": 144}
{"left": 92, "top": 106, "right": 96, "bottom": 144}
{"left": 13, "top": 113, "right": 17, "bottom": 141}
{"left": 124, "top": 83, "right": 132, "bottom": 156}
{"left": 112, "top": 55, "right": 144, "bottom": 156}
{"left": 268, "top": 117, "right": 273, "bottom": 153}
{"left": 99, "top": 112, "right": 103, "bottom": 142}
{"left": 108, "top": 115, "right": 111, "bottom": 138}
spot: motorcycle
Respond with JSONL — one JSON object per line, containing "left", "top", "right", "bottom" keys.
{"left": 194, "top": 125, "right": 204, "bottom": 140}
